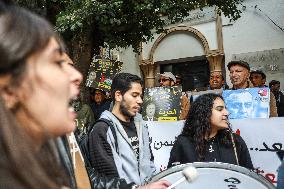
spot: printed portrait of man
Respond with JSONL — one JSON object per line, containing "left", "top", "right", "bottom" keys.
{"left": 86, "top": 71, "right": 97, "bottom": 87}
{"left": 226, "top": 91, "right": 254, "bottom": 119}
{"left": 142, "top": 101, "right": 158, "bottom": 121}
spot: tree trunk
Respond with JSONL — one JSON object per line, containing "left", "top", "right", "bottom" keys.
{"left": 70, "top": 29, "right": 93, "bottom": 104}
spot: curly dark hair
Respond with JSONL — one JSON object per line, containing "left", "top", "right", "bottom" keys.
{"left": 181, "top": 93, "right": 233, "bottom": 161}
{"left": 269, "top": 80, "right": 280, "bottom": 88}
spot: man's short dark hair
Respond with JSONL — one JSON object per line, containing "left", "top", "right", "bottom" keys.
{"left": 269, "top": 80, "right": 280, "bottom": 88}
{"left": 111, "top": 73, "right": 143, "bottom": 102}
{"left": 250, "top": 70, "right": 266, "bottom": 80}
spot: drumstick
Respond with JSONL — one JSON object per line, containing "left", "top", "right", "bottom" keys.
{"left": 166, "top": 166, "right": 198, "bottom": 189}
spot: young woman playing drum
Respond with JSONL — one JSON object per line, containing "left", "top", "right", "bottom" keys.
{"left": 168, "top": 93, "right": 253, "bottom": 169}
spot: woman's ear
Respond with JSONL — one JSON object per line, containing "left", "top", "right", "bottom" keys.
{"left": 1, "top": 86, "right": 19, "bottom": 109}
{"left": 0, "top": 76, "right": 19, "bottom": 109}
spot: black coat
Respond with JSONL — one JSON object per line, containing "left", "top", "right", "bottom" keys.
{"left": 168, "top": 132, "right": 254, "bottom": 170}
{"left": 274, "top": 91, "right": 284, "bottom": 117}
{"left": 90, "top": 100, "right": 111, "bottom": 120}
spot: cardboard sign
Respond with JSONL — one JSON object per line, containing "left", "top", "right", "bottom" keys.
{"left": 142, "top": 86, "right": 182, "bottom": 121}
{"left": 85, "top": 46, "right": 122, "bottom": 92}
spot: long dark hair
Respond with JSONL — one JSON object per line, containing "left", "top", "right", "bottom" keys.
{"left": 0, "top": 98, "right": 67, "bottom": 188}
{"left": 181, "top": 93, "right": 233, "bottom": 161}
{"left": 0, "top": 4, "right": 69, "bottom": 189}
{"left": 0, "top": 3, "right": 61, "bottom": 84}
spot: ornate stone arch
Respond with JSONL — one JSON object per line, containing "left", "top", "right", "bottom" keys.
{"left": 140, "top": 24, "right": 224, "bottom": 88}
{"left": 148, "top": 25, "right": 210, "bottom": 63}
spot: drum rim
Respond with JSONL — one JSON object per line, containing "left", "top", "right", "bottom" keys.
{"left": 149, "top": 162, "right": 275, "bottom": 188}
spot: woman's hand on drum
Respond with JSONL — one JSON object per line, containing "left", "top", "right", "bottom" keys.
{"left": 138, "top": 180, "right": 171, "bottom": 189}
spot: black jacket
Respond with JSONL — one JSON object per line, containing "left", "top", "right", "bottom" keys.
{"left": 90, "top": 100, "right": 111, "bottom": 120}
{"left": 168, "top": 132, "right": 253, "bottom": 170}
{"left": 274, "top": 91, "right": 284, "bottom": 117}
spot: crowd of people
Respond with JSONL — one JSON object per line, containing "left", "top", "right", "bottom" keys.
{"left": 158, "top": 60, "right": 282, "bottom": 118}
{"left": 0, "top": 1, "right": 283, "bottom": 189}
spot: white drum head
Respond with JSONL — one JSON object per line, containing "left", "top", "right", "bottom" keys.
{"left": 149, "top": 162, "right": 275, "bottom": 189}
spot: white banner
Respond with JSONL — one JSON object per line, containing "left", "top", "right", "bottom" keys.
{"left": 147, "top": 117, "right": 284, "bottom": 185}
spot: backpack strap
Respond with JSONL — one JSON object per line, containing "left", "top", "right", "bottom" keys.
{"left": 94, "top": 118, "right": 119, "bottom": 154}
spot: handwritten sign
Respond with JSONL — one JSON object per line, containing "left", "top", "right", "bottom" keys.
{"left": 85, "top": 46, "right": 122, "bottom": 92}
{"left": 147, "top": 117, "right": 284, "bottom": 185}
{"left": 142, "top": 86, "right": 182, "bottom": 122}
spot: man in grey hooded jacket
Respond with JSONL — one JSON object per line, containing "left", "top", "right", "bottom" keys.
{"left": 88, "top": 73, "right": 169, "bottom": 189}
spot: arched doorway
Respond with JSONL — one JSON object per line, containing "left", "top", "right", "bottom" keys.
{"left": 139, "top": 21, "right": 225, "bottom": 89}
{"left": 159, "top": 56, "right": 209, "bottom": 91}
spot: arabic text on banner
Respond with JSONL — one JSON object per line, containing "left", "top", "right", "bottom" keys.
{"left": 147, "top": 117, "right": 284, "bottom": 185}
{"left": 142, "top": 86, "right": 182, "bottom": 122}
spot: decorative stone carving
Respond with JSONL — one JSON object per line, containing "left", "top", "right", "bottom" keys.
{"left": 148, "top": 26, "right": 211, "bottom": 63}
{"left": 207, "top": 53, "right": 224, "bottom": 72}
{"left": 140, "top": 64, "right": 157, "bottom": 88}
{"left": 139, "top": 12, "right": 225, "bottom": 88}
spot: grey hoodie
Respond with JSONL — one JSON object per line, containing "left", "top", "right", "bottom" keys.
{"left": 100, "top": 110, "right": 156, "bottom": 185}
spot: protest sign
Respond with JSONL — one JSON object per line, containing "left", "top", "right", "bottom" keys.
{"left": 142, "top": 86, "right": 182, "bottom": 121}
{"left": 223, "top": 88, "right": 270, "bottom": 119}
{"left": 85, "top": 46, "right": 122, "bottom": 92}
{"left": 147, "top": 118, "right": 284, "bottom": 184}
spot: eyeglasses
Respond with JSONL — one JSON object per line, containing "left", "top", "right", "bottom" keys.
{"left": 158, "top": 78, "right": 171, "bottom": 83}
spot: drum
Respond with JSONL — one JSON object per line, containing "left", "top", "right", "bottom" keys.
{"left": 149, "top": 162, "right": 275, "bottom": 189}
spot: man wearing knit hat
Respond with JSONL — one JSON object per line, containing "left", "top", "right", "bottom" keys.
{"left": 227, "top": 60, "right": 251, "bottom": 89}
{"left": 158, "top": 72, "right": 176, "bottom": 87}
{"left": 227, "top": 60, "right": 277, "bottom": 117}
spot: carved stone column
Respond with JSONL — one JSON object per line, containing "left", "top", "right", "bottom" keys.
{"left": 139, "top": 60, "right": 156, "bottom": 88}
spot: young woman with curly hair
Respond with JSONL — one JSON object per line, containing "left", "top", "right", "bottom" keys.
{"left": 168, "top": 93, "right": 253, "bottom": 169}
